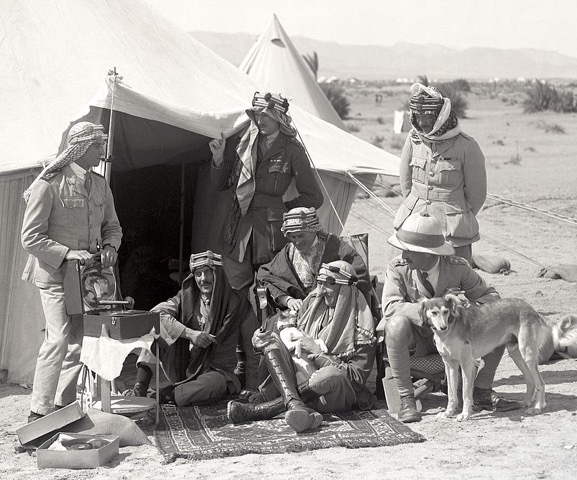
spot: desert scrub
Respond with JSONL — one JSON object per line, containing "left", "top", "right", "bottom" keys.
{"left": 371, "top": 135, "right": 385, "bottom": 148}
{"left": 523, "top": 81, "right": 576, "bottom": 113}
{"left": 535, "top": 120, "right": 566, "bottom": 134}
{"left": 347, "top": 122, "right": 361, "bottom": 132}
{"left": 390, "top": 135, "right": 405, "bottom": 150}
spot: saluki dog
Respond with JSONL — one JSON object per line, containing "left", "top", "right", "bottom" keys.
{"left": 420, "top": 295, "right": 553, "bottom": 421}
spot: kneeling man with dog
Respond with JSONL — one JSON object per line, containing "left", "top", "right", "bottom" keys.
{"left": 382, "top": 212, "right": 520, "bottom": 423}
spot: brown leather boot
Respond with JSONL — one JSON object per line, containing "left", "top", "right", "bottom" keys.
{"left": 227, "top": 396, "right": 285, "bottom": 424}
{"left": 398, "top": 395, "right": 422, "bottom": 423}
{"left": 473, "top": 387, "right": 521, "bottom": 412}
{"left": 227, "top": 380, "right": 323, "bottom": 430}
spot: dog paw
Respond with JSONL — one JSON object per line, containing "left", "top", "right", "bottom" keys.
{"left": 526, "top": 407, "right": 542, "bottom": 416}
{"left": 456, "top": 413, "right": 470, "bottom": 422}
{"left": 437, "top": 411, "right": 452, "bottom": 419}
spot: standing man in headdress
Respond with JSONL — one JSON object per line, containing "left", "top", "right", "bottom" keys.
{"left": 209, "top": 92, "right": 324, "bottom": 395}
{"left": 393, "top": 83, "right": 487, "bottom": 263}
{"left": 22, "top": 121, "right": 122, "bottom": 422}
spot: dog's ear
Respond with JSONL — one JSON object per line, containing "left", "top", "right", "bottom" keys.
{"left": 418, "top": 298, "right": 429, "bottom": 323}
{"left": 444, "top": 294, "right": 460, "bottom": 316}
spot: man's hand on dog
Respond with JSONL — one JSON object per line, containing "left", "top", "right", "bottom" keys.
{"left": 298, "top": 333, "right": 324, "bottom": 356}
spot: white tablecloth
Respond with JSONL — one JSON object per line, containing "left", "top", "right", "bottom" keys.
{"left": 81, "top": 332, "right": 156, "bottom": 381}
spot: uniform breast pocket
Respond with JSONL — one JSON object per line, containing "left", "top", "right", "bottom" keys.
{"left": 437, "top": 157, "right": 463, "bottom": 188}
{"left": 409, "top": 155, "right": 428, "bottom": 183}
{"left": 90, "top": 200, "right": 105, "bottom": 226}
{"left": 59, "top": 197, "right": 86, "bottom": 227}
{"left": 268, "top": 158, "right": 291, "bottom": 193}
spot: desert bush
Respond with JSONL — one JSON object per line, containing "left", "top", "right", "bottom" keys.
{"left": 535, "top": 120, "right": 566, "bottom": 134}
{"left": 449, "top": 78, "right": 471, "bottom": 93}
{"left": 401, "top": 76, "right": 469, "bottom": 118}
{"left": 377, "top": 116, "right": 385, "bottom": 124}
{"left": 493, "top": 139, "right": 505, "bottom": 146}
{"left": 436, "top": 82, "right": 469, "bottom": 118}
{"left": 347, "top": 122, "right": 361, "bottom": 132}
{"left": 390, "top": 136, "right": 405, "bottom": 150}
{"left": 372, "top": 135, "right": 385, "bottom": 148}
{"left": 504, "top": 153, "right": 522, "bottom": 166}
{"left": 320, "top": 81, "right": 351, "bottom": 119}
{"left": 302, "top": 51, "right": 319, "bottom": 79}
{"left": 523, "top": 81, "right": 577, "bottom": 113}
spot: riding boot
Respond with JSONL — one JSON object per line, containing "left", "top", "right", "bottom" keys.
{"left": 227, "top": 380, "right": 322, "bottom": 427}
{"left": 227, "top": 395, "right": 286, "bottom": 424}
{"left": 263, "top": 346, "right": 323, "bottom": 432}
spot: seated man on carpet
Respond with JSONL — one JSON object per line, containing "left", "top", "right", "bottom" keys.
{"left": 382, "top": 212, "right": 520, "bottom": 423}
{"left": 228, "top": 260, "right": 376, "bottom": 433}
{"left": 257, "top": 206, "right": 372, "bottom": 313}
{"left": 129, "top": 251, "right": 255, "bottom": 406}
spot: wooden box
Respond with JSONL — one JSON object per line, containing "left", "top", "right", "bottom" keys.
{"left": 37, "top": 433, "right": 119, "bottom": 469}
{"left": 15, "top": 401, "right": 85, "bottom": 448}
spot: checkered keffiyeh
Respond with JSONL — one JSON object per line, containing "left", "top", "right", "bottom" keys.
{"left": 23, "top": 122, "right": 107, "bottom": 202}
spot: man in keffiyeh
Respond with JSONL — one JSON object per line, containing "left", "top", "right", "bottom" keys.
{"left": 209, "top": 92, "right": 323, "bottom": 291}
{"left": 257, "top": 206, "right": 372, "bottom": 313}
{"left": 129, "top": 251, "right": 255, "bottom": 406}
{"left": 393, "top": 83, "right": 487, "bottom": 263}
{"left": 209, "top": 92, "right": 323, "bottom": 399}
{"left": 227, "top": 260, "right": 376, "bottom": 433}
{"left": 21, "top": 121, "right": 122, "bottom": 423}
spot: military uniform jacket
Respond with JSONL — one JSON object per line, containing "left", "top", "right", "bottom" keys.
{"left": 394, "top": 131, "right": 487, "bottom": 247}
{"left": 21, "top": 165, "right": 122, "bottom": 286}
{"left": 382, "top": 255, "right": 499, "bottom": 330}
{"left": 212, "top": 131, "right": 323, "bottom": 265}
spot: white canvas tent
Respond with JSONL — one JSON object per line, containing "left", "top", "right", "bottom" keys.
{"left": 240, "top": 14, "right": 346, "bottom": 129}
{"left": 239, "top": 15, "right": 400, "bottom": 234}
{"left": 0, "top": 0, "right": 399, "bottom": 384}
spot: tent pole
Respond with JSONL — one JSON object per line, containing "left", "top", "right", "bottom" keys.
{"left": 104, "top": 68, "right": 119, "bottom": 183}
{"left": 178, "top": 163, "right": 186, "bottom": 284}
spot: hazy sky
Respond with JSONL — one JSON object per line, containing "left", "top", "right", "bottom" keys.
{"left": 146, "top": 0, "right": 577, "bottom": 59}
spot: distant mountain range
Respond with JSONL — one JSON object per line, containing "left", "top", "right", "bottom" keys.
{"left": 190, "top": 31, "right": 577, "bottom": 80}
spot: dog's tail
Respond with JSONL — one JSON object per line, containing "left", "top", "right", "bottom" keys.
{"left": 537, "top": 314, "right": 556, "bottom": 365}
{"left": 537, "top": 313, "right": 577, "bottom": 364}
{"left": 553, "top": 314, "right": 577, "bottom": 355}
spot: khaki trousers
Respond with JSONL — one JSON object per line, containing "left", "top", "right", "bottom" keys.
{"left": 31, "top": 283, "right": 83, "bottom": 415}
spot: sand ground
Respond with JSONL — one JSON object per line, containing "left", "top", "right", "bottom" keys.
{"left": 1, "top": 87, "right": 577, "bottom": 479}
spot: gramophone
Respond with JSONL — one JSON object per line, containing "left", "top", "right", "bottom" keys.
{"left": 63, "top": 258, "right": 159, "bottom": 340}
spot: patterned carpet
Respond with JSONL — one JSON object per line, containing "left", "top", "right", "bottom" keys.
{"left": 154, "top": 401, "right": 425, "bottom": 462}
